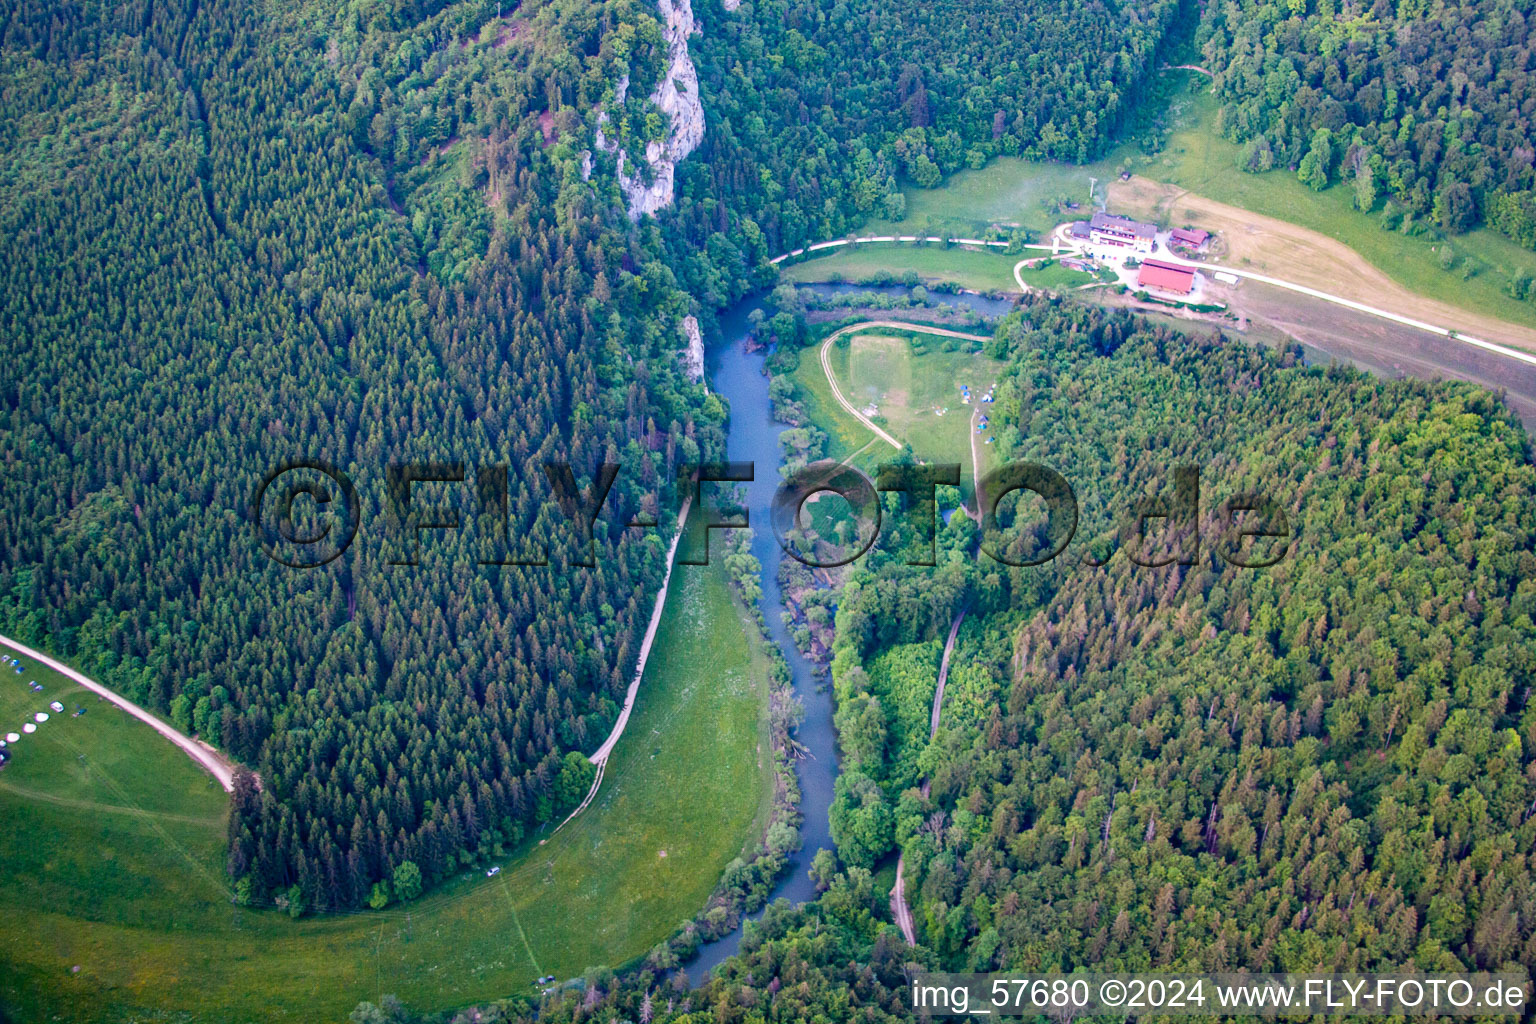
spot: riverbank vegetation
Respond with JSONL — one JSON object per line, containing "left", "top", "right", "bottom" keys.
{"left": 480, "top": 291, "right": 1536, "bottom": 1024}
{"left": 829, "top": 293, "right": 1536, "bottom": 975}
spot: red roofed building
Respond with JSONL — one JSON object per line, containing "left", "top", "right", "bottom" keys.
{"left": 1137, "top": 259, "right": 1195, "bottom": 295}
{"left": 1169, "top": 227, "right": 1209, "bottom": 250}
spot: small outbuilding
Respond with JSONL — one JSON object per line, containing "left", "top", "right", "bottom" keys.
{"left": 1169, "top": 227, "right": 1210, "bottom": 250}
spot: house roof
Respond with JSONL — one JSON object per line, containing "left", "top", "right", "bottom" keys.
{"left": 1170, "top": 227, "right": 1210, "bottom": 246}
{"left": 1137, "top": 259, "right": 1195, "bottom": 294}
{"left": 1090, "top": 211, "right": 1156, "bottom": 239}
{"left": 1068, "top": 220, "right": 1091, "bottom": 238}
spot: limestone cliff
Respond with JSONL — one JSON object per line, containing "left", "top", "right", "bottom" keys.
{"left": 680, "top": 315, "right": 706, "bottom": 389}
{"left": 593, "top": 0, "right": 706, "bottom": 219}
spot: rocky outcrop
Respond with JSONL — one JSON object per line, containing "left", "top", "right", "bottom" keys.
{"left": 680, "top": 315, "right": 706, "bottom": 388}
{"left": 593, "top": 0, "right": 706, "bottom": 219}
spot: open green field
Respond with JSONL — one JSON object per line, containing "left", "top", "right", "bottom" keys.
{"left": 780, "top": 245, "right": 1022, "bottom": 292}
{"left": 793, "top": 326, "right": 1005, "bottom": 508}
{"left": 1016, "top": 259, "right": 1098, "bottom": 291}
{"left": 0, "top": 560, "right": 774, "bottom": 1023}
{"left": 786, "top": 72, "right": 1536, "bottom": 331}
{"left": 861, "top": 155, "right": 1115, "bottom": 241}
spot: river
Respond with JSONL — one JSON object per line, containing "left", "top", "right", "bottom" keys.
{"left": 684, "top": 285, "right": 1009, "bottom": 975}
{"left": 683, "top": 274, "right": 1536, "bottom": 976}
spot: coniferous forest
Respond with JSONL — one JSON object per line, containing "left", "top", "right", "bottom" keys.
{"left": 0, "top": 0, "right": 1186, "bottom": 912}
{"left": 2, "top": 0, "right": 1535, "bottom": 1018}
{"left": 0, "top": 0, "right": 725, "bottom": 910}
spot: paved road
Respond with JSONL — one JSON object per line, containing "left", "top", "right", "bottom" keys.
{"left": 773, "top": 235, "right": 1060, "bottom": 265}
{"left": 1044, "top": 226, "right": 1536, "bottom": 368}
{"left": 0, "top": 633, "right": 236, "bottom": 791}
{"left": 778, "top": 230, "right": 1536, "bottom": 373}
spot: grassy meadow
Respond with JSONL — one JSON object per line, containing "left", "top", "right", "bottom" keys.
{"left": 793, "top": 326, "right": 1006, "bottom": 510}
{"left": 780, "top": 244, "right": 1023, "bottom": 292}
{"left": 0, "top": 560, "right": 774, "bottom": 1022}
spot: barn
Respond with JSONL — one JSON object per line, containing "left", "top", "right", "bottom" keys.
{"left": 1137, "top": 259, "right": 1196, "bottom": 295}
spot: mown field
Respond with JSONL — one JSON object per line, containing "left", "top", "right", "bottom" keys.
{"left": 1126, "top": 86, "right": 1536, "bottom": 331}
{"left": 0, "top": 560, "right": 774, "bottom": 1023}
{"left": 780, "top": 245, "right": 1022, "bottom": 292}
{"left": 793, "top": 326, "right": 1005, "bottom": 510}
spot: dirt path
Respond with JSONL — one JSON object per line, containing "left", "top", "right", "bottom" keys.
{"left": 549, "top": 499, "right": 692, "bottom": 837}
{"left": 1109, "top": 176, "right": 1536, "bottom": 356}
{"left": 890, "top": 606, "right": 967, "bottom": 947}
{"left": 891, "top": 852, "right": 917, "bottom": 945}
{"left": 0, "top": 778, "right": 226, "bottom": 826}
{"left": 819, "top": 327, "right": 904, "bottom": 449}
{"left": 930, "top": 610, "right": 967, "bottom": 740}
{"left": 819, "top": 320, "right": 993, "bottom": 453}
{"left": 966, "top": 404, "right": 984, "bottom": 522}
{"left": 0, "top": 634, "right": 237, "bottom": 791}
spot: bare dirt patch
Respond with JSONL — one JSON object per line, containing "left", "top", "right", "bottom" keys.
{"left": 1108, "top": 176, "right": 1536, "bottom": 353}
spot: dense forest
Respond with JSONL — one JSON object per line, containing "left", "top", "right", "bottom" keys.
{"left": 655, "top": 0, "right": 1189, "bottom": 318}
{"left": 6, "top": 0, "right": 1536, "bottom": 1016}
{"left": 832, "top": 299, "right": 1536, "bottom": 977}
{"left": 0, "top": 0, "right": 1191, "bottom": 913}
{"left": 1201, "top": 0, "right": 1536, "bottom": 248}
{"left": 377, "top": 298, "right": 1536, "bottom": 1024}
{"left": 0, "top": 0, "right": 721, "bottom": 911}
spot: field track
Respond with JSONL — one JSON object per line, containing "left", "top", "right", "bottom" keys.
{"left": 0, "top": 633, "right": 236, "bottom": 792}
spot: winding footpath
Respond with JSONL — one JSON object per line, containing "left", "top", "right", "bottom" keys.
{"left": 890, "top": 606, "right": 968, "bottom": 947}
{"left": 0, "top": 633, "right": 236, "bottom": 791}
{"left": 819, "top": 320, "right": 993, "bottom": 452}
{"left": 548, "top": 499, "right": 692, "bottom": 837}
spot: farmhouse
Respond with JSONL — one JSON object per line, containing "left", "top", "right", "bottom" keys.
{"left": 1067, "top": 220, "right": 1092, "bottom": 241}
{"left": 1089, "top": 211, "right": 1156, "bottom": 253}
{"left": 1136, "top": 259, "right": 1196, "bottom": 295}
{"left": 1169, "top": 227, "right": 1210, "bottom": 251}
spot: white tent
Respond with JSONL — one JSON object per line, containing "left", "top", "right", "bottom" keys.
{"left": 22, "top": 723, "right": 36, "bottom": 734}
{"left": 34, "top": 711, "right": 49, "bottom": 723}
